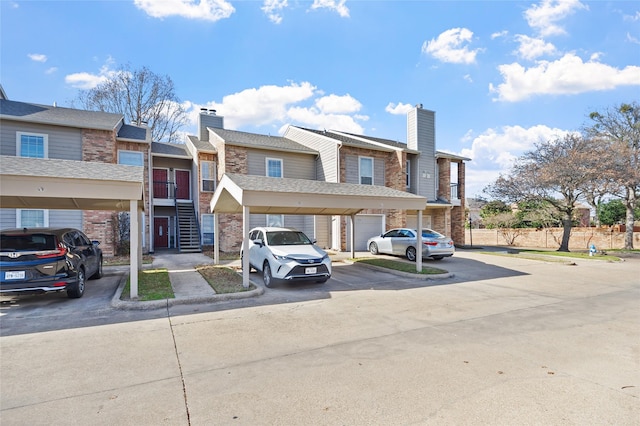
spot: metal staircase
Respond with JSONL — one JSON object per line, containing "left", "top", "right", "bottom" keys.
{"left": 176, "top": 201, "right": 202, "bottom": 253}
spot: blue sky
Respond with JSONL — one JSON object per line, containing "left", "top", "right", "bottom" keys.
{"left": 1, "top": 0, "right": 639, "bottom": 198}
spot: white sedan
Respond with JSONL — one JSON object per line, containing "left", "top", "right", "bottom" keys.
{"left": 241, "top": 227, "right": 331, "bottom": 287}
{"left": 367, "top": 228, "right": 455, "bottom": 261}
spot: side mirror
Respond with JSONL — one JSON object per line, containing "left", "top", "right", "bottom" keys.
{"left": 253, "top": 238, "right": 264, "bottom": 247}
{"left": 92, "top": 240, "right": 101, "bottom": 246}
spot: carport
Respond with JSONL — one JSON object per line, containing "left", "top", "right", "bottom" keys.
{"left": 210, "top": 173, "right": 428, "bottom": 287}
{"left": 0, "top": 155, "right": 145, "bottom": 298}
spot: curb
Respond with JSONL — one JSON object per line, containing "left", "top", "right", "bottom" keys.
{"left": 342, "top": 259, "right": 454, "bottom": 280}
{"left": 110, "top": 272, "right": 265, "bottom": 311}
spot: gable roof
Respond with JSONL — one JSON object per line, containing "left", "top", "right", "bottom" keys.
{"left": 210, "top": 128, "right": 318, "bottom": 155}
{"left": 0, "top": 99, "right": 123, "bottom": 131}
{"left": 152, "top": 142, "right": 192, "bottom": 158}
{"left": 117, "top": 124, "right": 148, "bottom": 142}
{"left": 187, "top": 135, "right": 216, "bottom": 153}
{"left": 211, "top": 173, "right": 426, "bottom": 216}
{"left": 292, "top": 126, "right": 420, "bottom": 154}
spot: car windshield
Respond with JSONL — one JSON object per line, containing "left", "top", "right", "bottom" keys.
{"left": 421, "top": 229, "right": 445, "bottom": 239}
{"left": 1, "top": 233, "right": 57, "bottom": 252}
{"left": 266, "top": 231, "right": 312, "bottom": 246}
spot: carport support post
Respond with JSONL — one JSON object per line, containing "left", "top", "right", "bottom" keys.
{"left": 130, "top": 199, "right": 139, "bottom": 299}
{"left": 242, "top": 205, "right": 250, "bottom": 289}
{"left": 350, "top": 214, "right": 356, "bottom": 259}
{"left": 416, "top": 210, "right": 423, "bottom": 273}
{"left": 213, "top": 213, "right": 220, "bottom": 265}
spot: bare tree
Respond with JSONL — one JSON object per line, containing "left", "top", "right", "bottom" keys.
{"left": 75, "top": 64, "right": 187, "bottom": 143}
{"left": 483, "top": 212, "right": 524, "bottom": 246}
{"left": 485, "top": 134, "right": 601, "bottom": 252}
{"left": 585, "top": 102, "right": 640, "bottom": 249}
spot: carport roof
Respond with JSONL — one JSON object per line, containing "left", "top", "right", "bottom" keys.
{"left": 0, "top": 155, "right": 145, "bottom": 211}
{"left": 211, "top": 173, "right": 427, "bottom": 215}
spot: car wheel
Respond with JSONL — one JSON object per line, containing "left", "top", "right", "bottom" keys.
{"left": 406, "top": 246, "right": 417, "bottom": 262}
{"left": 432, "top": 256, "right": 444, "bottom": 261}
{"left": 240, "top": 252, "right": 253, "bottom": 272}
{"left": 91, "top": 256, "right": 103, "bottom": 279}
{"left": 67, "top": 268, "right": 86, "bottom": 299}
{"left": 262, "top": 261, "right": 273, "bottom": 288}
{"left": 369, "top": 242, "right": 379, "bottom": 255}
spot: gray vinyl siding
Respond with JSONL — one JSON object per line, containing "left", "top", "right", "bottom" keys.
{"left": 0, "top": 209, "right": 16, "bottom": 229}
{"left": 247, "top": 149, "right": 315, "bottom": 180}
{"left": 0, "top": 209, "right": 81, "bottom": 230}
{"left": 314, "top": 215, "right": 331, "bottom": 249}
{"left": 49, "top": 210, "right": 83, "bottom": 228}
{"left": 152, "top": 157, "right": 192, "bottom": 170}
{"left": 0, "top": 120, "right": 82, "bottom": 160}
{"left": 344, "top": 155, "right": 385, "bottom": 186}
{"left": 249, "top": 214, "right": 314, "bottom": 238}
{"left": 284, "top": 127, "right": 338, "bottom": 182}
{"left": 407, "top": 109, "right": 436, "bottom": 200}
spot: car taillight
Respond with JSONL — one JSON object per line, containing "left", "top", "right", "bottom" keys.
{"left": 35, "top": 242, "right": 67, "bottom": 259}
{"left": 423, "top": 241, "right": 438, "bottom": 246}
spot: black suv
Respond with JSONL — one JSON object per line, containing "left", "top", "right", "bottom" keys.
{"left": 0, "top": 228, "right": 103, "bottom": 298}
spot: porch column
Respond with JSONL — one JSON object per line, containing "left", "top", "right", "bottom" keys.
{"left": 242, "top": 205, "right": 250, "bottom": 288}
{"left": 130, "top": 199, "right": 139, "bottom": 299}
{"left": 416, "top": 210, "right": 423, "bottom": 273}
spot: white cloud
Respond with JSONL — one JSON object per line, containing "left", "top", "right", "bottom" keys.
{"left": 422, "top": 28, "right": 481, "bottom": 64}
{"left": 185, "top": 82, "right": 368, "bottom": 135}
{"left": 385, "top": 102, "right": 414, "bottom": 115}
{"left": 28, "top": 53, "right": 47, "bottom": 62}
{"left": 134, "top": 0, "right": 234, "bottom": 22}
{"left": 315, "top": 94, "right": 361, "bottom": 114}
{"left": 262, "top": 0, "right": 287, "bottom": 24}
{"left": 458, "top": 124, "right": 572, "bottom": 197}
{"left": 45, "top": 67, "right": 57, "bottom": 75}
{"left": 627, "top": 33, "right": 640, "bottom": 45}
{"left": 524, "top": 0, "right": 588, "bottom": 37}
{"left": 310, "top": 0, "right": 349, "bottom": 18}
{"left": 514, "top": 35, "right": 556, "bottom": 60}
{"left": 64, "top": 62, "right": 117, "bottom": 90}
{"left": 490, "top": 53, "right": 640, "bottom": 102}
{"left": 623, "top": 11, "right": 640, "bottom": 22}
{"left": 491, "top": 30, "right": 509, "bottom": 40}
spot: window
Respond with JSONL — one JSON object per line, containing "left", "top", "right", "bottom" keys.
{"left": 406, "top": 160, "right": 411, "bottom": 189}
{"left": 17, "top": 209, "right": 48, "bottom": 227}
{"left": 118, "top": 150, "right": 144, "bottom": 166}
{"left": 201, "top": 161, "right": 216, "bottom": 192}
{"left": 201, "top": 214, "right": 214, "bottom": 245}
{"left": 359, "top": 157, "right": 373, "bottom": 185}
{"left": 266, "top": 158, "right": 283, "bottom": 178}
{"left": 266, "top": 214, "right": 284, "bottom": 227}
{"left": 17, "top": 132, "right": 48, "bottom": 158}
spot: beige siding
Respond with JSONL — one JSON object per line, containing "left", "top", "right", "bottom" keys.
{"left": 284, "top": 127, "right": 338, "bottom": 182}
{"left": 247, "top": 148, "right": 315, "bottom": 179}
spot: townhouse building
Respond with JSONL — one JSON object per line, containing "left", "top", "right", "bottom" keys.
{"left": 1, "top": 87, "right": 469, "bottom": 256}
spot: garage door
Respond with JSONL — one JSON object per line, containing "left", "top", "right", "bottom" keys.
{"left": 347, "top": 214, "right": 384, "bottom": 251}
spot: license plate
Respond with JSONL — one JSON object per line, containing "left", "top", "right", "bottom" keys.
{"left": 305, "top": 267, "right": 317, "bottom": 274}
{"left": 5, "top": 271, "right": 25, "bottom": 280}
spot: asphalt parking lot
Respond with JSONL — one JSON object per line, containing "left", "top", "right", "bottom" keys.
{"left": 1, "top": 250, "right": 639, "bottom": 425}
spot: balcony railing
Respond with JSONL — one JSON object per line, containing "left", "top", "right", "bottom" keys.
{"left": 153, "top": 180, "right": 177, "bottom": 199}
{"left": 450, "top": 183, "right": 460, "bottom": 200}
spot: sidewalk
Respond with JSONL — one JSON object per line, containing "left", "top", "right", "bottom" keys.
{"left": 111, "top": 250, "right": 263, "bottom": 310}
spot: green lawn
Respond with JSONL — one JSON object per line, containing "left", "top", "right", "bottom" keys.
{"left": 121, "top": 268, "right": 174, "bottom": 301}
{"left": 196, "top": 265, "right": 256, "bottom": 293}
{"left": 482, "top": 249, "right": 621, "bottom": 262}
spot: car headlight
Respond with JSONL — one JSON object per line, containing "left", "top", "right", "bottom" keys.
{"left": 272, "top": 253, "right": 289, "bottom": 261}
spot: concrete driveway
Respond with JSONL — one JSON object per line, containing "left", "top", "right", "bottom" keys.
{"left": 1, "top": 250, "right": 638, "bottom": 425}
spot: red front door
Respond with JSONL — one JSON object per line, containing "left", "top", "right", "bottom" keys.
{"left": 153, "top": 169, "right": 168, "bottom": 199}
{"left": 154, "top": 218, "right": 169, "bottom": 248}
{"left": 175, "top": 170, "right": 190, "bottom": 200}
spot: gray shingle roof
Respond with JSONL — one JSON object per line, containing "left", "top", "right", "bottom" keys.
{"left": 187, "top": 135, "right": 216, "bottom": 153}
{"left": 225, "top": 173, "right": 424, "bottom": 199}
{"left": 294, "top": 127, "right": 419, "bottom": 154}
{"left": 0, "top": 99, "right": 123, "bottom": 131}
{"left": 0, "top": 155, "right": 143, "bottom": 183}
{"left": 210, "top": 128, "right": 317, "bottom": 154}
{"left": 117, "top": 124, "right": 148, "bottom": 142}
{"left": 152, "top": 142, "right": 192, "bottom": 158}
